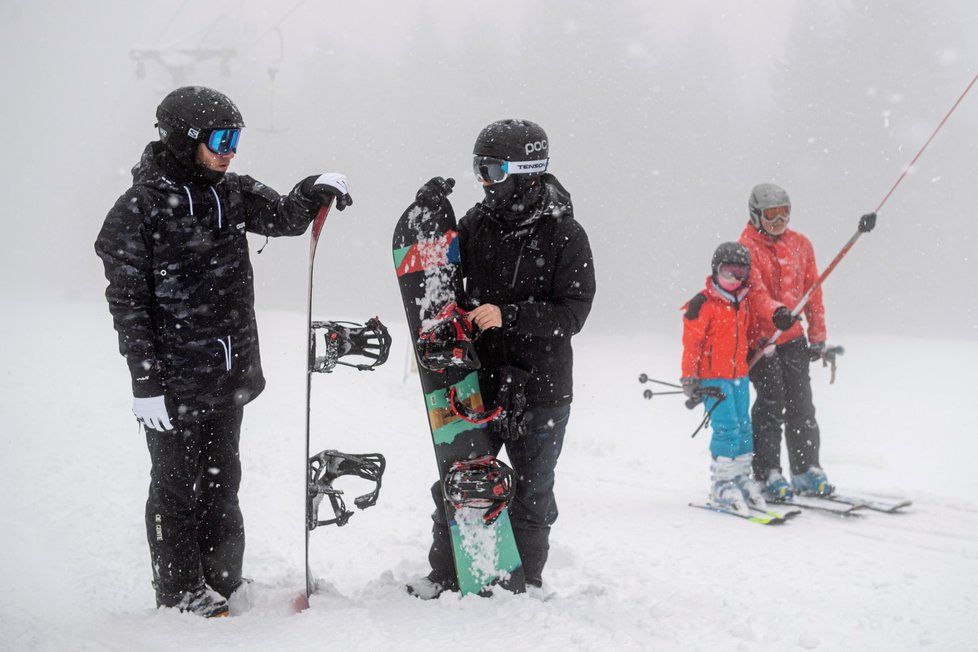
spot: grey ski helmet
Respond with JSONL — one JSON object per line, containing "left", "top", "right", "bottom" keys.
{"left": 156, "top": 86, "right": 244, "bottom": 167}
{"left": 748, "top": 183, "right": 791, "bottom": 230}
{"left": 711, "top": 242, "right": 751, "bottom": 279}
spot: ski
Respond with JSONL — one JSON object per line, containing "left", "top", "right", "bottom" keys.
{"left": 821, "top": 493, "right": 912, "bottom": 513}
{"left": 688, "top": 502, "right": 793, "bottom": 525}
{"left": 771, "top": 496, "right": 865, "bottom": 517}
{"left": 750, "top": 505, "right": 801, "bottom": 520}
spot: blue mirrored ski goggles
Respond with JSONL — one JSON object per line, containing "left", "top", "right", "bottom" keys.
{"left": 205, "top": 128, "right": 241, "bottom": 155}
{"left": 473, "top": 155, "right": 549, "bottom": 184}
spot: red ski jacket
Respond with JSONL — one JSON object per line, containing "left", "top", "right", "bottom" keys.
{"left": 739, "top": 224, "right": 826, "bottom": 347}
{"left": 681, "top": 278, "right": 752, "bottom": 380}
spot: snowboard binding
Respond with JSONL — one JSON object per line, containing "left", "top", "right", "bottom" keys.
{"left": 442, "top": 455, "right": 514, "bottom": 525}
{"left": 310, "top": 316, "right": 392, "bottom": 373}
{"left": 416, "top": 302, "right": 480, "bottom": 372}
{"left": 307, "top": 450, "right": 386, "bottom": 530}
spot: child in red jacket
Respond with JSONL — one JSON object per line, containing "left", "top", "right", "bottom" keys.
{"left": 681, "top": 242, "right": 765, "bottom": 514}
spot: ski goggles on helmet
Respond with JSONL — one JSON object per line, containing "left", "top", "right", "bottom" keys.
{"left": 472, "top": 155, "right": 549, "bottom": 184}
{"left": 760, "top": 204, "right": 790, "bottom": 223}
{"left": 205, "top": 128, "right": 241, "bottom": 155}
{"left": 717, "top": 263, "right": 750, "bottom": 282}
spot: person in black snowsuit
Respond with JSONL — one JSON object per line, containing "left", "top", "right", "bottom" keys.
{"left": 412, "top": 119, "right": 595, "bottom": 596}
{"left": 94, "top": 86, "right": 352, "bottom": 617}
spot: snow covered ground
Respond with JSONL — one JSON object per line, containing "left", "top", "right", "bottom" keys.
{"left": 2, "top": 299, "right": 977, "bottom": 651}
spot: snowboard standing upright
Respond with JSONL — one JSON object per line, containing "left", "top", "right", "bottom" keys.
{"left": 392, "top": 194, "right": 525, "bottom": 596}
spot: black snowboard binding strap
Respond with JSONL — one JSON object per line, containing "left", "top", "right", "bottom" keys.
{"left": 442, "top": 455, "right": 514, "bottom": 526}
{"left": 416, "top": 302, "right": 481, "bottom": 372}
{"left": 447, "top": 386, "right": 502, "bottom": 425}
{"left": 311, "top": 316, "right": 392, "bottom": 373}
{"left": 307, "top": 450, "right": 386, "bottom": 530}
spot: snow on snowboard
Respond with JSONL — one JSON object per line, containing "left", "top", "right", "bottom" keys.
{"left": 392, "top": 189, "right": 525, "bottom": 596}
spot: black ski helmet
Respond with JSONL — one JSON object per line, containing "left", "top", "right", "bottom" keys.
{"left": 473, "top": 119, "right": 549, "bottom": 165}
{"left": 748, "top": 182, "right": 791, "bottom": 230}
{"left": 155, "top": 86, "right": 244, "bottom": 167}
{"left": 711, "top": 242, "right": 751, "bottom": 278}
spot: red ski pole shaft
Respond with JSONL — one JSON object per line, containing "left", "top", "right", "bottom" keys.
{"left": 747, "top": 73, "right": 977, "bottom": 372}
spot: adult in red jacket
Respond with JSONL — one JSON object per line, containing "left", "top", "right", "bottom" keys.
{"left": 739, "top": 183, "right": 833, "bottom": 500}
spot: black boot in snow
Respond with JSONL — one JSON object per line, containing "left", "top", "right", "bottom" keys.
{"left": 156, "top": 581, "right": 230, "bottom": 618}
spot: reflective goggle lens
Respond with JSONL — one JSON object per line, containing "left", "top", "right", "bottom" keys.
{"left": 761, "top": 205, "right": 790, "bottom": 222}
{"left": 718, "top": 263, "right": 750, "bottom": 281}
{"left": 472, "top": 155, "right": 550, "bottom": 184}
{"left": 206, "top": 128, "right": 240, "bottom": 155}
{"left": 473, "top": 156, "right": 508, "bottom": 183}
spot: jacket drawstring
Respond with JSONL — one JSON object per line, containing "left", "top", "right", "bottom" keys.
{"left": 183, "top": 186, "right": 194, "bottom": 216}
{"left": 209, "top": 186, "right": 222, "bottom": 229}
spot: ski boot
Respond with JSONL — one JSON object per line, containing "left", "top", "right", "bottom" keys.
{"left": 762, "top": 470, "right": 794, "bottom": 502}
{"left": 156, "top": 581, "right": 230, "bottom": 618}
{"left": 791, "top": 466, "right": 834, "bottom": 496}
{"left": 709, "top": 456, "right": 750, "bottom": 516}
{"left": 405, "top": 573, "right": 458, "bottom": 600}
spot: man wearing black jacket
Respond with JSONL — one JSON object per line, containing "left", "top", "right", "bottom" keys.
{"left": 410, "top": 119, "right": 596, "bottom": 597}
{"left": 95, "top": 86, "right": 352, "bottom": 617}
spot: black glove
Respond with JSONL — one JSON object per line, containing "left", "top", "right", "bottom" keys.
{"left": 489, "top": 365, "right": 530, "bottom": 441}
{"left": 808, "top": 341, "right": 826, "bottom": 363}
{"left": 416, "top": 177, "right": 455, "bottom": 211}
{"left": 681, "top": 377, "right": 701, "bottom": 399}
{"left": 302, "top": 173, "right": 353, "bottom": 211}
{"left": 772, "top": 306, "right": 800, "bottom": 331}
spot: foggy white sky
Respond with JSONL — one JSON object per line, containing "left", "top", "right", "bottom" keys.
{"left": 1, "top": 0, "right": 976, "bottom": 340}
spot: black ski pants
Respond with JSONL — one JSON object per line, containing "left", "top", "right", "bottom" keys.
{"left": 145, "top": 407, "right": 245, "bottom": 602}
{"left": 749, "top": 336, "right": 821, "bottom": 479}
{"left": 427, "top": 404, "right": 570, "bottom": 587}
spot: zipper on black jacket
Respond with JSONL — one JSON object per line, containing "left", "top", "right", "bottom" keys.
{"left": 509, "top": 221, "right": 543, "bottom": 289}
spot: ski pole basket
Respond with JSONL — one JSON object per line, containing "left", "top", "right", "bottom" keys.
{"left": 307, "top": 450, "right": 386, "bottom": 530}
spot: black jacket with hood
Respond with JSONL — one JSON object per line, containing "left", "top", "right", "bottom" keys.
{"left": 95, "top": 141, "right": 321, "bottom": 415}
{"left": 458, "top": 174, "right": 596, "bottom": 408}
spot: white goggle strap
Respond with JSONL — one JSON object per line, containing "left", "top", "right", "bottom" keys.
{"left": 503, "top": 158, "right": 550, "bottom": 175}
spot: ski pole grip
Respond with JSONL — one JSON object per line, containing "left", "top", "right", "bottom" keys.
{"left": 685, "top": 396, "right": 700, "bottom": 410}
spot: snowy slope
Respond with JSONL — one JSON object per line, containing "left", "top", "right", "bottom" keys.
{"left": 1, "top": 300, "right": 977, "bottom": 651}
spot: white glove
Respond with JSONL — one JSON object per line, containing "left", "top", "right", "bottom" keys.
{"left": 132, "top": 395, "right": 174, "bottom": 431}
{"left": 303, "top": 173, "right": 353, "bottom": 210}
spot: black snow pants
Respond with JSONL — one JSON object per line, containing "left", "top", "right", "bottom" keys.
{"left": 427, "top": 404, "right": 570, "bottom": 588}
{"left": 145, "top": 407, "right": 245, "bottom": 603}
{"left": 749, "top": 336, "right": 821, "bottom": 479}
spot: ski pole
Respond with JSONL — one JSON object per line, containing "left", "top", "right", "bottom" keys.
{"left": 638, "top": 373, "right": 682, "bottom": 389}
{"left": 747, "top": 73, "right": 978, "bottom": 371}
{"left": 642, "top": 389, "right": 685, "bottom": 399}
